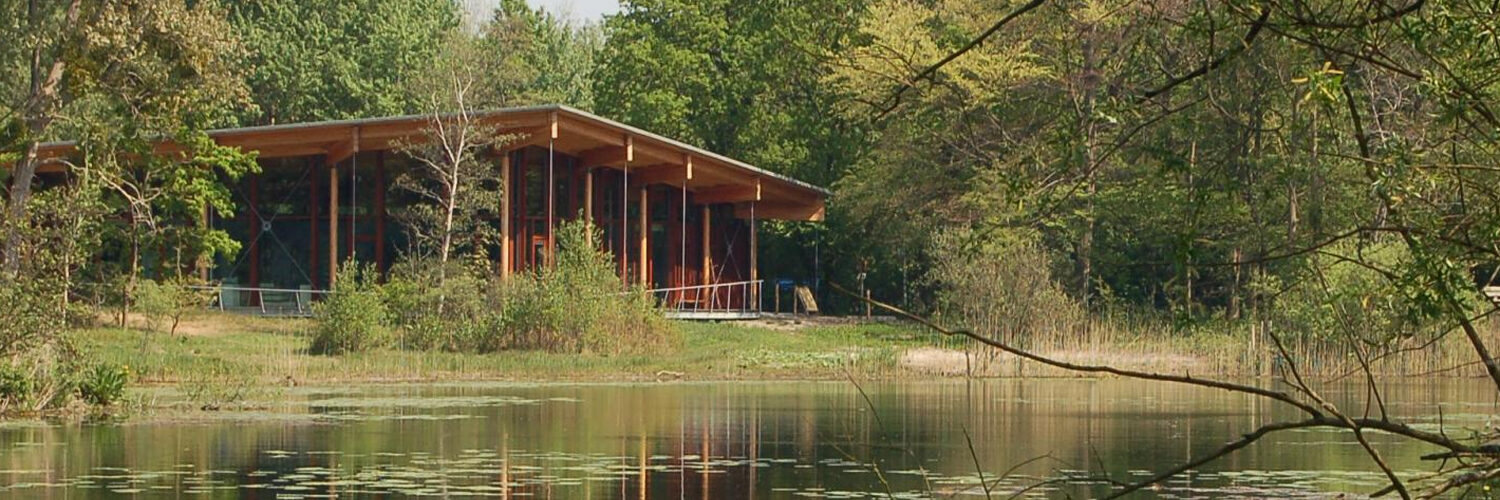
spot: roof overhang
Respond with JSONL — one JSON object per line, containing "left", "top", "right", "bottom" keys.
{"left": 19, "top": 105, "right": 829, "bottom": 221}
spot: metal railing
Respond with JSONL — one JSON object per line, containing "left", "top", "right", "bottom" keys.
{"left": 646, "top": 280, "right": 762, "bottom": 317}
{"left": 188, "top": 285, "right": 333, "bottom": 317}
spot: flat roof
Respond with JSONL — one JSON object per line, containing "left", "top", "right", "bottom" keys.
{"left": 26, "top": 104, "right": 828, "bottom": 221}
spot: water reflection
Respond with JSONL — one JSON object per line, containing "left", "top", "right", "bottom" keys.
{"left": 0, "top": 379, "right": 1493, "bottom": 498}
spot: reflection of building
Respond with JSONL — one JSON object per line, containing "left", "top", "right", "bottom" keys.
{"left": 27, "top": 105, "right": 828, "bottom": 317}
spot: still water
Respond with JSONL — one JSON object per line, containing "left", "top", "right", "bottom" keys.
{"left": 0, "top": 379, "right": 1494, "bottom": 498}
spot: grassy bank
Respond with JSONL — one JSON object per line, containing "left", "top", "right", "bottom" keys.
{"left": 74, "top": 313, "right": 936, "bottom": 387}
{"left": 67, "top": 311, "right": 1499, "bottom": 398}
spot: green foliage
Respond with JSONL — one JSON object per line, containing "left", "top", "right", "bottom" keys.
{"left": 0, "top": 364, "right": 34, "bottom": 412}
{"left": 382, "top": 258, "right": 498, "bottom": 352}
{"left": 315, "top": 220, "right": 673, "bottom": 356}
{"left": 135, "top": 277, "right": 215, "bottom": 335}
{"left": 227, "top": 0, "right": 461, "bottom": 123}
{"left": 182, "top": 359, "right": 264, "bottom": 411}
{"left": 310, "top": 262, "right": 389, "bottom": 355}
{"left": 481, "top": 0, "right": 603, "bottom": 109}
{"left": 595, "top": 0, "right": 866, "bottom": 186}
{"left": 77, "top": 363, "right": 128, "bottom": 407}
{"left": 503, "top": 220, "right": 677, "bottom": 354}
{"left": 930, "top": 229, "right": 1084, "bottom": 346}
{"left": 0, "top": 277, "right": 67, "bottom": 356}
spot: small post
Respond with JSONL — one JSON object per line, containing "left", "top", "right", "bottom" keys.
{"left": 865, "top": 290, "right": 872, "bottom": 319}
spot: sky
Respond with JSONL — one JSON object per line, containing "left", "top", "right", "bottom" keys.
{"left": 465, "top": 0, "right": 620, "bottom": 23}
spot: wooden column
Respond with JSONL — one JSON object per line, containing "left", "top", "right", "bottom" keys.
{"left": 638, "top": 186, "right": 648, "bottom": 286}
{"left": 749, "top": 202, "right": 758, "bottom": 308}
{"left": 702, "top": 205, "right": 712, "bottom": 286}
{"left": 584, "top": 167, "right": 594, "bottom": 247}
{"left": 620, "top": 168, "right": 629, "bottom": 285}
{"left": 681, "top": 155, "right": 692, "bottom": 291}
{"left": 328, "top": 162, "right": 339, "bottom": 284}
{"left": 545, "top": 112, "right": 559, "bottom": 266}
{"left": 500, "top": 154, "right": 512, "bottom": 281}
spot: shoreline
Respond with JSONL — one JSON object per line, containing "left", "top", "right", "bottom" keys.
{"left": 73, "top": 312, "right": 1489, "bottom": 388}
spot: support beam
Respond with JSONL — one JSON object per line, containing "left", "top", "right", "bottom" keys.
{"left": 692, "top": 183, "right": 761, "bottom": 205}
{"left": 500, "top": 125, "right": 555, "bottom": 152}
{"left": 733, "top": 202, "right": 825, "bottom": 221}
{"left": 583, "top": 167, "right": 594, "bottom": 248}
{"left": 638, "top": 186, "right": 648, "bottom": 286}
{"left": 326, "top": 127, "right": 361, "bottom": 166}
{"left": 578, "top": 140, "right": 633, "bottom": 168}
{"left": 749, "top": 202, "right": 759, "bottom": 309}
{"left": 500, "top": 154, "right": 512, "bottom": 281}
{"left": 328, "top": 162, "right": 340, "bottom": 284}
{"left": 630, "top": 164, "right": 690, "bottom": 186}
{"left": 702, "top": 205, "right": 712, "bottom": 286}
{"left": 546, "top": 133, "right": 555, "bottom": 267}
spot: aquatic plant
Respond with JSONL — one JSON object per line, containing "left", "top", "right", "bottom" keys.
{"left": 77, "top": 363, "right": 128, "bottom": 406}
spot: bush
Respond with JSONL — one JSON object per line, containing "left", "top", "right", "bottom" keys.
{"left": 309, "top": 261, "right": 388, "bottom": 355}
{"left": 135, "top": 277, "right": 213, "bottom": 335}
{"left": 0, "top": 364, "right": 34, "bottom": 412}
{"left": 0, "top": 278, "right": 67, "bottom": 357}
{"left": 929, "top": 228, "right": 1085, "bottom": 348}
{"left": 503, "top": 220, "right": 677, "bottom": 354}
{"left": 383, "top": 257, "right": 498, "bottom": 352}
{"left": 311, "top": 221, "right": 676, "bottom": 356}
{"left": 77, "top": 363, "right": 128, "bottom": 406}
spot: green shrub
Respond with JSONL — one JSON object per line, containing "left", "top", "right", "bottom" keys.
{"left": 383, "top": 258, "right": 497, "bottom": 352}
{"left": 135, "top": 277, "right": 213, "bottom": 335}
{"left": 320, "top": 221, "right": 675, "bottom": 356}
{"left": 309, "top": 261, "right": 388, "bottom": 355}
{"left": 930, "top": 228, "right": 1084, "bottom": 348}
{"left": 77, "top": 363, "right": 128, "bottom": 406}
{"left": 504, "top": 220, "right": 677, "bottom": 354}
{"left": 0, "top": 279, "right": 67, "bottom": 357}
{"left": 0, "top": 364, "right": 34, "bottom": 412}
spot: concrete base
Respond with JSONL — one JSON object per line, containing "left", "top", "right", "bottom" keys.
{"left": 665, "top": 311, "right": 763, "bottom": 321}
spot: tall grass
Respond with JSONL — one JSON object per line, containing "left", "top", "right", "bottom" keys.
{"left": 926, "top": 229, "right": 1497, "bottom": 378}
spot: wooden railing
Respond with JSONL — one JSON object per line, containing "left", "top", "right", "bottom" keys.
{"left": 646, "top": 280, "right": 762, "bottom": 318}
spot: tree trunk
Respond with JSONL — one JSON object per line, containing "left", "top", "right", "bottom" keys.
{"left": 121, "top": 219, "right": 141, "bottom": 328}
{"left": 4, "top": 0, "right": 80, "bottom": 279}
{"left": 3, "top": 142, "right": 42, "bottom": 279}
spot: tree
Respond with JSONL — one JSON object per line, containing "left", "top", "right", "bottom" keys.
{"left": 1, "top": 0, "right": 248, "bottom": 280}
{"left": 392, "top": 31, "right": 522, "bottom": 295}
{"left": 490, "top": 0, "right": 603, "bottom": 109}
{"left": 830, "top": 0, "right": 1500, "bottom": 494}
{"left": 226, "top": 0, "right": 462, "bottom": 124}
{"left": 78, "top": 131, "right": 257, "bottom": 326}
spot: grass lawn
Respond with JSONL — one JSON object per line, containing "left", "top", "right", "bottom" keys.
{"left": 71, "top": 313, "right": 939, "bottom": 388}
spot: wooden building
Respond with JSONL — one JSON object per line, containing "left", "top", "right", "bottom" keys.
{"left": 25, "top": 105, "right": 828, "bottom": 317}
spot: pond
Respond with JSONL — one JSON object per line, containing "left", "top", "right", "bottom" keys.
{"left": 0, "top": 378, "right": 1494, "bottom": 498}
